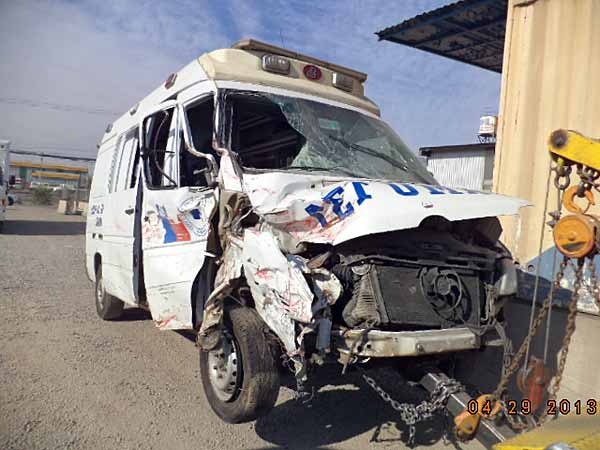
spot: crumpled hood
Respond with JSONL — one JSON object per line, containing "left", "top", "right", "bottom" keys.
{"left": 242, "top": 172, "right": 530, "bottom": 246}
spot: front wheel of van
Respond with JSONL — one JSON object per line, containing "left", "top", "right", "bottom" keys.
{"left": 199, "top": 305, "right": 280, "bottom": 423}
{"left": 95, "top": 265, "right": 124, "bottom": 320}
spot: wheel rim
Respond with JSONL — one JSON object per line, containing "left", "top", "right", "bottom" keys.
{"left": 96, "top": 276, "right": 105, "bottom": 309}
{"left": 207, "top": 330, "right": 241, "bottom": 402}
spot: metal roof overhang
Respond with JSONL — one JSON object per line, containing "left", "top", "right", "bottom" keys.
{"left": 376, "top": 0, "right": 508, "bottom": 73}
{"left": 419, "top": 142, "right": 495, "bottom": 156}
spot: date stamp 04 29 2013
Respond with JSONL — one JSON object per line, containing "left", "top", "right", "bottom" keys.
{"left": 466, "top": 398, "right": 599, "bottom": 416}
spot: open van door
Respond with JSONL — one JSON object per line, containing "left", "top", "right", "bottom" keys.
{"left": 139, "top": 97, "right": 218, "bottom": 330}
{"left": 100, "top": 127, "right": 143, "bottom": 305}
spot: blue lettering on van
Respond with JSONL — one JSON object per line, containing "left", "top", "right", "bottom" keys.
{"left": 305, "top": 183, "right": 369, "bottom": 227}
{"left": 421, "top": 184, "right": 464, "bottom": 195}
{"left": 305, "top": 204, "right": 328, "bottom": 227}
{"left": 352, "top": 181, "right": 372, "bottom": 205}
{"left": 322, "top": 186, "right": 355, "bottom": 218}
{"left": 90, "top": 203, "right": 104, "bottom": 215}
{"left": 304, "top": 182, "right": 479, "bottom": 229}
{"left": 388, "top": 183, "right": 418, "bottom": 196}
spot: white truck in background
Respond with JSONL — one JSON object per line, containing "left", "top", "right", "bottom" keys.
{"left": 0, "top": 139, "right": 10, "bottom": 232}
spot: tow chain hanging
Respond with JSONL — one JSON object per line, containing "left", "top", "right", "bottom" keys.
{"left": 451, "top": 129, "right": 600, "bottom": 440}
{"left": 489, "top": 129, "right": 600, "bottom": 431}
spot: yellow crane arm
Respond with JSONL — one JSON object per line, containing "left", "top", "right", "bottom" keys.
{"left": 549, "top": 129, "right": 600, "bottom": 170}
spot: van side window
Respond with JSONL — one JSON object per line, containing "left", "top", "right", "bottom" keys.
{"left": 143, "top": 108, "right": 176, "bottom": 189}
{"left": 120, "top": 128, "right": 140, "bottom": 190}
{"left": 107, "top": 136, "right": 123, "bottom": 193}
{"left": 113, "top": 128, "right": 139, "bottom": 192}
{"left": 129, "top": 134, "right": 141, "bottom": 189}
{"left": 180, "top": 97, "right": 215, "bottom": 187}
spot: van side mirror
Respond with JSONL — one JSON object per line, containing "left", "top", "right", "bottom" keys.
{"left": 189, "top": 152, "right": 218, "bottom": 188}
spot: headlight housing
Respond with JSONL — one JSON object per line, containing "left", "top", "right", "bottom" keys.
{"left": 495, "top": 257, "right": 518, "bottom": 297}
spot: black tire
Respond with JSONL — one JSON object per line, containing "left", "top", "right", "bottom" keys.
{"left": 95, "top": 264, "right": 124, "bottom": 320}
{"left": 199, "top": 305, "right": 280, "bottom": 423}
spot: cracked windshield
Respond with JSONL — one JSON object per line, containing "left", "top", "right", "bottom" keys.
{"left": 230, "top": 92, "right": 436, "bottom": 184}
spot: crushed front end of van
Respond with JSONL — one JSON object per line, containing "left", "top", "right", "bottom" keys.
{"left": 193, "top": 86, "right": 528, "bottom": 423}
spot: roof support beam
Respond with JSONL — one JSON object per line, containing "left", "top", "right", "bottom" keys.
{"left": 377, "top": 0, "right": 502, "bottom": 39}
{"left": 437, "top": 17, "right": 505, "bottom": 52}
{"left": 412, "top": 16, "right": 506, "bottom": 47}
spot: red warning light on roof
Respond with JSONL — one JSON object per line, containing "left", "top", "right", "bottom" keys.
{"left": 165, "top": 73, "right": 177, "bottom": 89}
{"left": 303, "top": 64, "right": 322, "bottom": 81}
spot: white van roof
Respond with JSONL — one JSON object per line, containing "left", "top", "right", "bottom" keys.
{"left": 102, "top": 39, "right": 379, "bottom": 145}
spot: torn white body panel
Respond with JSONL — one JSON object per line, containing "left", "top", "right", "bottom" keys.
{"left": 287, "top": 254, "right": 342, "bottom": 311}
{"left": 242, "top": 229, "right": 316, "bottom": 353}
{"left": 142, "top": 188, "right": 217, "bottom": 329}
{"left": 219, "top": 153, "right": 243, "bottom": 192}
{"left": 242, "top": 172, "right": 530, "bottom": 247}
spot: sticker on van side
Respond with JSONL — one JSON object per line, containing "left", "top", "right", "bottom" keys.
{"left": 143, "top": 202, "right": 210, "bottom": 245}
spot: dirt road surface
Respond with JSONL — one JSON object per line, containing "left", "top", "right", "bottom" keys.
{"left": 0, "top": 205, "right": 485, "bottom": 450}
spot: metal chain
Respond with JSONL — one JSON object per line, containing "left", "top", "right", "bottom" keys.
{"left": 360, "top": 368, "right": 462, "bottom": 446}
{"left": 493, "top": 161, "right": 595, "bottom": 430}
{"left": 539, "top": 259, "right": 585, "bottom": 422}
{"left": 590, "top": 256, "right": 600, "bottom": 309}
{"left": 492, "top": 257, "right": 569, "bottom": 400}
{"left": 552, "top": 164, "right": 572, "bottom": 190}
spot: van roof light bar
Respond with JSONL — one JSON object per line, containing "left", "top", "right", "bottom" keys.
{"left": 232, "top": 38, "right": 368, "bottom": 83}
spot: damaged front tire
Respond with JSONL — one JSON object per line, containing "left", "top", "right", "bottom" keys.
{"left": 199, "top": 305, "right": 280, "bottom": 423}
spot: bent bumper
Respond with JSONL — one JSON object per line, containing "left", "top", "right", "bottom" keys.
{"left": 333, "top": 327, "right": 480, "bottom": 358}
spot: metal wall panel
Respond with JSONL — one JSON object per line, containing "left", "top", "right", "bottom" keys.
{"left": 427, "top": 150, "right": 486, "bottom": 190}
{"left": 495, "top": 0, "right": 600, "bottom": 266}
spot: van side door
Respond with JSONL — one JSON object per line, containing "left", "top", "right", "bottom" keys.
{"left": 140, "top": 96, "right": 218, "bottom": 330}
{"left": 101, "top": 127, "right": 141, "bottom": 305}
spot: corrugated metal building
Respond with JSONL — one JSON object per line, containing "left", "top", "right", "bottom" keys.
{"left": 420, "top": 143, "right": 495, "bottom": 190}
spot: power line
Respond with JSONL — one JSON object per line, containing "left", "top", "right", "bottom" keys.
{"left": 0, "top": 97, "right": 120, "bottom": 116}
{"left": 11, "top": 149, "right": 96, "bottom": 162}
{"left": 12, "top": 144, "right": 95, "bottom": 153}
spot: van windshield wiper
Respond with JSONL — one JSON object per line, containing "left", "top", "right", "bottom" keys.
{"left": 280, "top": 165, "right": 358, "bottom": 177}
{"left": 325, "top": 134, "right": 409, "bottom": 172}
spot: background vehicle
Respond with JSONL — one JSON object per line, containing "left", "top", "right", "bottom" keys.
{"left": 0, "top": 139, "right": 10, "bottom": 232}
{"left": 86, "top": 39, "right": 528, "bottom": 424}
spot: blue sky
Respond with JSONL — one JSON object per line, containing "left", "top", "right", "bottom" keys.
{"left": 0, "top": 0, "right": 501, "bottom": 159}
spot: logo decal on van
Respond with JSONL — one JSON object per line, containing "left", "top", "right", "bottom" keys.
{"left": 178, "top": 197, "right": 210, "bottom": 238}
{"left": 143, "top": 204, "right": 192, "bottom": 244}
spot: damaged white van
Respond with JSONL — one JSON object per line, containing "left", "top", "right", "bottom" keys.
{"left": 87, "top": 39, "right": 528, "bottom": 423}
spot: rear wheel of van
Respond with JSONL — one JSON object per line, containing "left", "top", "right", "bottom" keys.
{"left": 199, "top": 305, "right": 280, "bottom": 423}
{"left": 95, "top": 265, "right": 124, "bottom": 320}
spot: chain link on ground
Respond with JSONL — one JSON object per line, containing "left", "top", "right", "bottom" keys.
{"left": 359, "top": 367, "right": 462, "bottom": 446}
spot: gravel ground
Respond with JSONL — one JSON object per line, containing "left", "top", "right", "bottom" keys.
{"left": 0, "top": 205, "right": 485, "bottom": 450}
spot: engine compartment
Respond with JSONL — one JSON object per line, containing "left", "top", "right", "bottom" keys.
{"left": 314, "top": 217, "right": 503, "bottom": 332}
